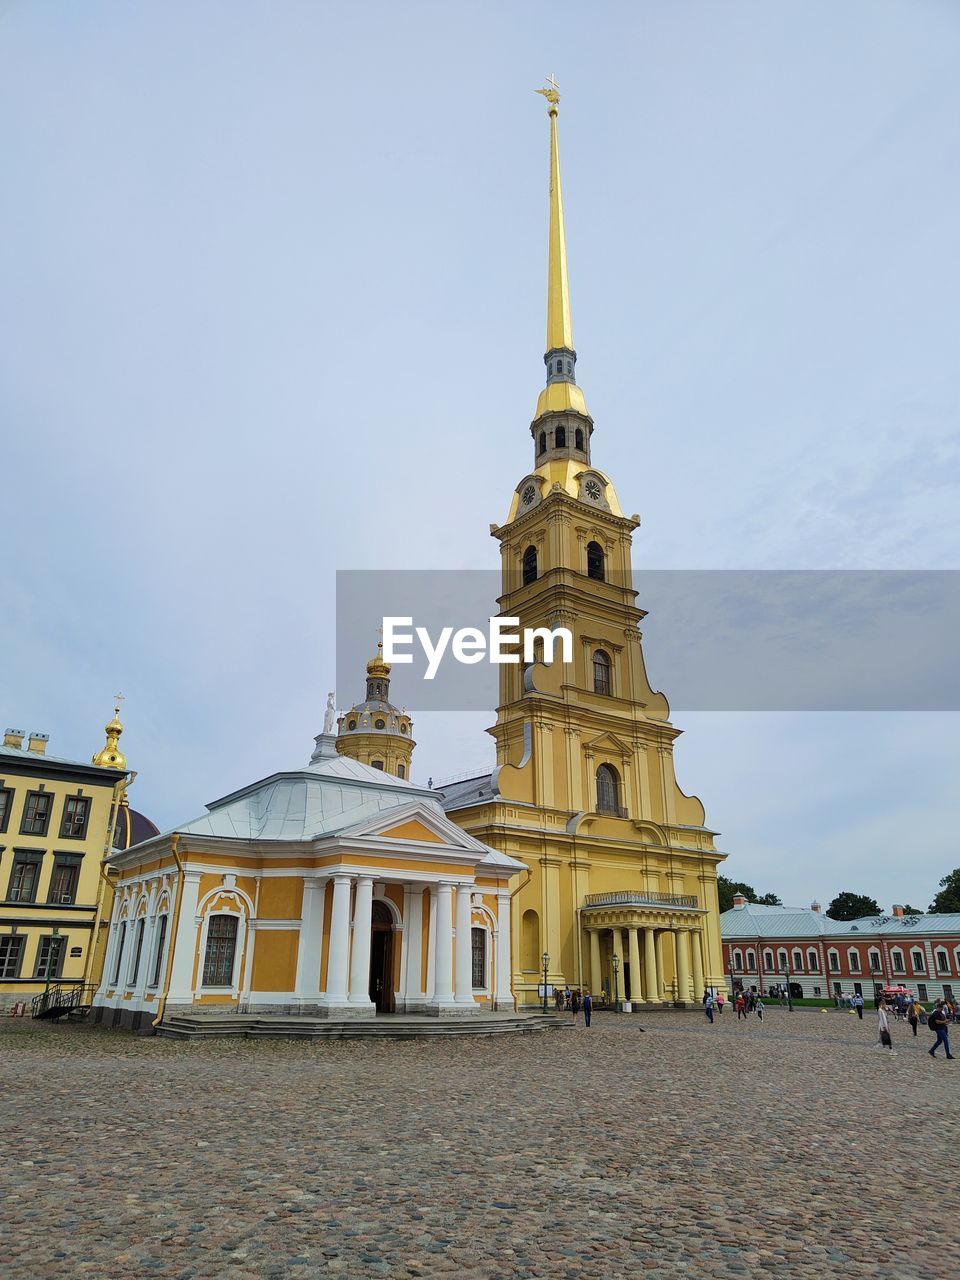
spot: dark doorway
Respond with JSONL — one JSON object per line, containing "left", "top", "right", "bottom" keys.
{"left": 369, "top": 901, "right": 395, "bottom": 1013}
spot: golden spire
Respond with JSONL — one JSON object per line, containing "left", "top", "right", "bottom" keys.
{"left": 537, "top": 77, "right": 573, "bottom": 353}
{"left": 92, "top": 695, "right": 128, "bottom": 771}
{"left": 534, "top": 79, "right": 588, "bottom": 420}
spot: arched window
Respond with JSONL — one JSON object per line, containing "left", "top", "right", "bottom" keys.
{"left": 555, "top": 424, "right": 566, "bottom": 448}
{"left": 807, "top": 948, "right": 820, "bottom": 973}
{"left": 595, "top": 764, "right": 621, "bottom": 815}
{"left": 592, "top": 649, "right": 611, "bottom": 696}
{"left": 732, "top": 949, "right": 743, "bottom": 973}
{"left": 827, "top": 949, "right": 840, "bottom": 972}
{"left": 521, "top": 909, "right": 540, "bottom": 971}
{"left": 522, "top": 545, "right": 538, "bottom": 586}
{"left": 471, "top": 926, "right": 486, "bottom": 989}
{"left": 792, "top": 949, "right": 804, "bottom": 972}
{"left": 150, "top": 915, "right": 168, "bottom": 987}
{"left": 397, "top": 764, "right": 405, "bottom": 779}
{"left": 587, "top": 541, "right": 605, "bottom": 581}
{"left": 890, "top": 949, "right": 905, "bottom": 974}
{"left": 848, "top": 948, "right": 862, "bottom": 974}
{"left": 575, "top": 427, "right": 584, "bottom": 450}
{"left": 777, "top": 948, "right": 788, "bottom": 972}
{"left": 936, "top": 949, "right": 950, "bottom": 974}
{"left": 111, "top": 922, "right": 127, "bottom": 985}
{"left": 371, "top": 760, "right": 384, "bottom": 771}
{"left": 556, "top": 359, "right": 563, "bottom": 374}
{"left": 538, "top": 431, "right": 546, "bottom": 455}
{"left": 202, "top": 914, "right": 239, "bottom": 987}
{"left": 911, "top": 949, "right": 925, "bottom": 973}
{"left": 868, "top": 949, "right": 882, "bottom": 972}
{"left": 763, "top": 948, "right": 774, "bottom": 972}
{"left": 128, "top": 917, "right": 146, "bottom": 985}
{"left": 746, "top": 949, "right": 756, "bottom": 972}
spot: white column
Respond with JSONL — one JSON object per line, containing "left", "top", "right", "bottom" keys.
{"left": 676, "top": 928, "right": 692, "bottom": 1003}
{"left": 692, "top": 928, "right": 705, "bottom": 999}
{"left": 494, "top": 890, "right": 514, "bottom": 1011}
{"left": 348, "top": 875, "right": 375, "bottom": 1010}
{"left": 425, "top": 886, "right": 438, "bottom": 999}
{"left": 644, "top": 927, "right": 660, "bottom": 1004}
{"left": 294, "top": 879, "right": 325, "bottom": 1006}
{"left": 166, "top": 871, "right": 203, "bottom": 1004}
{"left": 455, "top": 885, "right": 476, "bottom": 1009}
{"left": 323, "top": 875, "right": 352, "bottom": 1006}
{"left": 431, "top": 882, "right": 455, "bottom": 1009}
{"left": 611, "top": 927, "right": 625, "bottom": 1003}
{"left": 402, "top": 886, "right": 424, "bottom": 1009}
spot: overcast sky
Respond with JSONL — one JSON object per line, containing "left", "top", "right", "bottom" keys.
{"left": 2, "top": 1, "right": 958, "bottom": 910}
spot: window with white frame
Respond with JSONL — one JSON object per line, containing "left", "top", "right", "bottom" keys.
{"left": 732, "top": 949, "right": 743, "bottom": 972}
{"left": 150, "top": 915, "right": 168, "bottom": 986}
{"left": 777, "top": 948, "right": 788, "bottom": 971}
{"left": 848, "top": 949, "right": 862, "bottom": 974}
{"left": 935, "top": 949, "right": 951, "bottom": 975}
{"left": 202, "top": 914, "right": 239, "bottom": 987}
{"left": 891, "top": 948, "right": 905, "bottom": 974}
{"left": 807, "top": 949, "right": 820, "bottom": 973}
{"left": 111, "top": 922, "right": 127, "bottom": 984}
{"left": 471, "top": 927, "right": 487, "bottom": 989}
{"left": 868, "top": 949, "right": 882, "bottom": 972}
{"left": 911, "top": 949, "right": 925, "bottom": 974}
{"left": 763, "top": 949, "right": 774, "bottom": 971}
{"left": 792, "top": 949, "right": 804, "bottom": 972}
{"left": 827, "top": 949, "right": 840, "bottom": 972}
{"left": 746, "top": 949, "right": 756, "bottom": 972}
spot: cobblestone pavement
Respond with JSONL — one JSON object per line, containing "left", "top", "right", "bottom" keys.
{"left": 2, "top": 1009, "right": 956, "bottom": 1279}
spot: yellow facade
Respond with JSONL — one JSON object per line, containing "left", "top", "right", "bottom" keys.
{"left": 0, "top": 724, "right": 128, "bottom": 1012}
{"left": 442, "top": 92, "right": 726, "bottom": 1006}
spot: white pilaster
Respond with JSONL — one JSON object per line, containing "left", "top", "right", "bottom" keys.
{"left": 348, "top": 875, "right": 375, "bottom": 1010}
{"left": 494, "top": 890, "right": 514, "bottom": 1011}
{"left": 454, "top": 885, "right": 477, "bottom": 1010}
{"left": 323, "top": 874, "right": 352, "bottom": 1006}
{"left": 429, "top": 882, "right": 457, "bottom": 1013}
{"left": 166, "top": 871, "right": 203, "bottom": 1005}
{"left": 425, "top": 886, "right": 438, "bottom": 999}
{"left": 401, "top": 886, "right": 424, "bottom": 1010}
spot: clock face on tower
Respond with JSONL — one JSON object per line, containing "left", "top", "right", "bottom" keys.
{"left": 584, "top": 479, "right": 602, "bottom": 502}
{"left": 521, "top": 483, "right": 537, "bottom": 506}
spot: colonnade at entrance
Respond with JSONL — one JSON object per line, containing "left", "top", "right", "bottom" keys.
{"left": 585, "top": 922, "right": 706, "bottom": 1005}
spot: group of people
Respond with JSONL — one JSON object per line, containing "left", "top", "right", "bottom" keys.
{"left": 876, "top": 996, "right": 955, "bottom": 1059}
{"left": 703, "top": 988, "right": 763, "bottom": 1023}
{"left": 552, "top": 986, "right": 593, "bottom": 1027}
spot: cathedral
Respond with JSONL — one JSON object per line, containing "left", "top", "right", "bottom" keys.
{"left": 91, "top": 89, "right": 725, "bottom": 1030}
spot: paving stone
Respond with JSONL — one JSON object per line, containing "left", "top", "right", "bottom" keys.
{"left": 1, "top": 1011, "right": 956, "bottom": 1278}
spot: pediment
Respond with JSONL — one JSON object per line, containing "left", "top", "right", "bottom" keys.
{"left": 336, "top": 800, "right": 489, "bottom": 853}
{"left": 582, "top": 731, "right": 634, "bottom": 757}
{"left": 379, "top": 818, "right": 443, "bottom": 844}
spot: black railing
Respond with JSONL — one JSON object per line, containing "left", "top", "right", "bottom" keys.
{"left": 31, "top": 982, "right": 96, "bottom": 1020}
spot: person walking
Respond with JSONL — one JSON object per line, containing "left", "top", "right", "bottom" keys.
{"left": 755, "top": 997, "right": 764, "bottom": 1023}
{"left": 716, "top": 991, "right": 725, "bottom": 1016}
{"left": 928, "top": 1000, "right": 955, "bottom": 1059}
{"left": 704, "top": 991, "right": 715, "bottom": 1023}
{"left": 908, "top": 999, "right": 922, "bottom": 1037}
{"left": 853, "top": 993, "right": 864, "bottom": 1020}
{"left": 876, "top": 1000, "right": 896, "bottom": 1056}
{"left": 736, "top": 993, "right": 747, "bottom": 1021}
{"left": 582, "top": 989, "right": 592, "bottom": 1028}
{"left": 570, "top": 988, "right": 581, "bottom": 1025}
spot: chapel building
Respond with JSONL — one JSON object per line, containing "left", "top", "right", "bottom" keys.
{"left": 440, "top": 88, "right": 727, "bottom": 1006}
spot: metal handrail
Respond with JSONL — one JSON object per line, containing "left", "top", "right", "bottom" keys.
{"left": 583, "top": 891, "right": 700, "bottom": 909}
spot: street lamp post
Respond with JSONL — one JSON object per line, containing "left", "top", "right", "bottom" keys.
{"left": 612, "top": 953, "right": 621, "bottom": 1014}
{"left": 782, "top": 965, "right": 793, "bottom": 1013}
{"left": 42, "top": 925, "right": 61, "bottom": 1015}
{"left": 542, "top": 952, "right": 550, "bottom": 1015}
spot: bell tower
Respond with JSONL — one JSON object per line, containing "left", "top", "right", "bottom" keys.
{"left": 442, "top": 85, "right": 727, "bottom": 1007}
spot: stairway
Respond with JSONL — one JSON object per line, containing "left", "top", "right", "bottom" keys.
{"left": 158, "top": 1011, "right": 570, "bottom": 1041}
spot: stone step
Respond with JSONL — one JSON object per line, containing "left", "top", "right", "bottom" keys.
{"left": 158, "top": 1012, "right": 569, "bottom": 1041}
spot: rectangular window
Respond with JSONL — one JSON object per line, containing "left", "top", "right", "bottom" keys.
{"left": 34, "top": 934, "right": 65, "bottom": 980}
{"left": 59, "top": 795, "right": 90, "bottom": 839}
{"left": 912, "top": 952, "right": 926, "bottom": 974}
{"left": 471, "top": 926, "right": 486, "bottom": 989}
{"left": 0, "top": 786, "right": 12, "bottom": 833}
{"left": 150, "top": 915, "right": 168, "bottom": 986}
{"left": 892, "top": 954, "right": 905, "bottom": 974}
{"left": 0, "top": 935, "right": 24, "bottom": 978}
{"left": 7, "top": 853, "right": 42, "bottom": 903}
{"left": 918, "top": 983, "right": 928, "bottom": 1001}
{"left": 129, "top": 918, "right": 145, "bottom": 986}
{"left": 202, "top": 915, "right": 238, "bottom": 987}
{"left": 48, "top": 856, "right": 81, "bottom": 903}
{"left": 20, "top": 790, "right": 52, "bottom": 836}
{"left": 936, "top": 952, "right": 950, "bottom": 974}
{"left": 848, "top": 953, "right": 861, "bottom": 973}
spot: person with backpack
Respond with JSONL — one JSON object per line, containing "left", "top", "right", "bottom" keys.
{"left": 907, "top": 999, "right": 923, "bottom": 1037}
{"left": 582, "top": 989, "right": 592, "bottom": 1028}
{"left": 928, "top": 1000, "right": 955, "bottom": 1059}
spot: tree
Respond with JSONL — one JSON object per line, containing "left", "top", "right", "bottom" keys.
{"left": 900, "top": 904, "right": 923, "bottom": 916}
{"left": 930, "top": 868, "right": 960, "bottom": 914}
{"left": 717, "top": 875, "right": 782, "bottom": 913}
{"left": 826, "top": 891, "right": 882, "bottom": 921}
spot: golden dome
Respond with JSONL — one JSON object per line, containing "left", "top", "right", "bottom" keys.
{"left": 366, "top": 640, "right": 391, "bottom": 680}
{"left": 92, "top": 703, "right": 128, "bottom": 771}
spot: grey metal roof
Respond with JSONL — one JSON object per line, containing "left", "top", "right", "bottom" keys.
{"left": 721, "top": 902, "right": 960, "bottom": 939}
{"left": 438, "top": 773, "right": 496, "bottom": 811}
{"left": 0, "top": 741, "right": 125, "bottom": 774}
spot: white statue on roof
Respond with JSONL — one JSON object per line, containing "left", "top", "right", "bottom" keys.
{"left": 322, "top": 691, "right": 336, "bottom": 736}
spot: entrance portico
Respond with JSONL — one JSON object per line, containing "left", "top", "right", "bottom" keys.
{"left": 582, "top": 891, "right": 708, "bottom": 1005}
